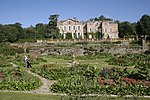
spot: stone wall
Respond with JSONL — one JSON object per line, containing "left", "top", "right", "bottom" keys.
{"left": 29, "top": 46, "right": 143, "bottom": 56}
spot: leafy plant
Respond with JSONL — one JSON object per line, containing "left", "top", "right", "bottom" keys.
{"left": 0, "top": 67, "right": 42, "bottom": 90}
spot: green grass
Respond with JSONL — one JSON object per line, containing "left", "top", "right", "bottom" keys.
{"left": 0, "top": 92, "right": 149, "bottom": 100}
{"left": 34, "top": 56, "right": 70, "bottom": 68}
{"left": 79, "top": 58, "right": 122, "bottom": 69}
{"left": 39, "top": 56, "right": 124, "bottom": 70}
{"left": 0, "top": 92, "right": 62, "bottom": 100}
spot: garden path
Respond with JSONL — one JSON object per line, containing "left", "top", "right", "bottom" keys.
{"left": 26, "top": 70, "right": 57, "bottom": 94}
{"left": 9, "top": 62, "right": 57, "bottom": 94}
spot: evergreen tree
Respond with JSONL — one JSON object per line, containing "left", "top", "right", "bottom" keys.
{"left": 47, "top": 14, "right": 59, "bottom": 39}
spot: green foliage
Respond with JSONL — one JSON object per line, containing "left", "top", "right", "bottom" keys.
{"left": 47, "top": 14, "right": 59, "bottom": 39}
{"left": 66, "top": 33, "right": 72, "bottom": 39}
{"left": 0, "top": 43, "right": 16, "bottom": 56}
{"left": 47, "top": 55, "right": 72, "bottom": 60}
{"left": 89, "top": 15, "right": 113, "bottom": 21}
{"left": 31, "top": 54, "right": 150, "bottom": 96}
{"left": 50, "top": 64, "right": 100, "bottom": 95}
{"left": 135, "top": 61, "right": 150, "bottom": 81}
{"left": 99, "top": 67, "right": 124, "bottom": 79}
{"left": 0, "top": 67, "right": 42, "bottom": 90}
{"left": 107, "top": 53, "right": 150, "bottom": 81}
{"left": 0, "top": 23, "right": 25, "bottom": 43}
{"left": 130, "top": 40, "right": 142, "bottom": 45}
{"left": 76, "top": 52, "right": 111, "bottom": 60}
{"left": 0, "top": 56, "right": 13, "bottom": 67}
{"left": 107, "top": 54, "right": 150, "bottom": 67}
{"left": 118, "top": 21, "right": 135, "bottom": 38}
{"left": 35, "top": 23, "right": 47, "bottom": 39}
{"left": 0, "top": 42, "right": 24, "bottom": 56}
{"left": 31, "top": 64, "right": 69, "bottom": 80}
{"left": 49, "top": 64, "right": 150, "bottom": 96}
{"left": 137, "top": 14, "right": 150, "bottom": 37}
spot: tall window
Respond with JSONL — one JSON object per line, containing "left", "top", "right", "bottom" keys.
{"left": 89, "top": 28, "right": 92, "bottom": 32}
{"left": 105, "top": 28, "right": 107, "bottom": 32}
{"left": 64, "top": 26, "right": 66, "bottom": 30}
{"left": 110, "top": 28, "right": 112, "bottom": 32}
{"left": 73, "top": 26, "right": 76, "bottom": 30}
{"left": 78, "top": 26, "right": 80, "bottom": 30}
{"left": 69, "top": 26, "right": 71, "bottom": 30}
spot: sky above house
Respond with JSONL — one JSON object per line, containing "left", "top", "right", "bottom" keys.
{"left": 0, "top": 0, "right": 150, "bottom": 27}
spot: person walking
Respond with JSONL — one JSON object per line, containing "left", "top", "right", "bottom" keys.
{"left": 24, "top": 55, "right": 32, "bottom": 68}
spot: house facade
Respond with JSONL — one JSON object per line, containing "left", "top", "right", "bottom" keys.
{"left": 57, "top": 19, "right": 119, "bottom": 39}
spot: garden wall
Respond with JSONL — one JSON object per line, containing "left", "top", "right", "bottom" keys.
{"left": 29, "top": 46, "right": 143, "bottom": 56}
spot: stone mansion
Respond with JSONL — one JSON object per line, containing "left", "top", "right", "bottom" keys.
{"left": 57, "top": 19, "right": 119, "bottom": 39}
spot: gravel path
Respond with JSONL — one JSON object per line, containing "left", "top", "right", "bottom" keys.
{"left": 26, "top": 70, "right": 56, "bottom": 94}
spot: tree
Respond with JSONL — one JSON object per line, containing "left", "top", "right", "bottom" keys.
{"left": 89, "top": 15, "right": 113, "bottom": 22}
{"left": 131, "top": 22, "right": 138, "bottom": 40}
{"left": 47, "top": 14, "right": 59, "bottom": 39}
{"left": 98, "top": 15, "right": 105, "bottom": 21}
{"left": 13, "top": 23, "right": 25, "bottom": 39}
{"left": 0, "top": 24, "right": 5, "bottom": 42}
{"left": 3, "top": 25, "right": 19, "bottom": 42}
{"left": 24, "top": 26, "right": 37, "bottom": 39}
{"left": 35, "top": 23, "right": 47, "bottom": 39}
{"left": 137, "top": 14, "right": 150, "bottom": 38}
{"left": 118, "top": 21, "right": 134, "bottom": 38}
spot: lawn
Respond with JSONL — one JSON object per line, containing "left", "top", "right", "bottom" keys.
{"left": 0, "top": 92, "right": 149, "bottom": 100}
{"left": 33, "top": 55, "right": 124, "bottom": 70}
{"left": 0, "top": 92, "right": 62, "bottom": 100}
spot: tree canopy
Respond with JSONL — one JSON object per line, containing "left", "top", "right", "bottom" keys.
{"left": 89, "top": 15, "right": 113, "bottom": 21}
{"left": 137, "top": 14, "right": 150, "bottom": 37}
{"left": 118, "top": 21, "right": 135, "bottom": 38}
{"left": 47, "top": 14, "right": 60, "bottom": 39}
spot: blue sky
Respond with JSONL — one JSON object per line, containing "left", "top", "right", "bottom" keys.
{"left": 0, "top": 0, "right": 150, "bottom": 27}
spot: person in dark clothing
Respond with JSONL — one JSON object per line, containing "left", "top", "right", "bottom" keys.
{"left": 24, "top": 55, "right": 32, "bottom": 68}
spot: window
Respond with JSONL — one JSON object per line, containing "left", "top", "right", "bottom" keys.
{"left": 110, "top": 28, "right": 112, "bottom": 32}
{"left": 78, "top": 26, "right": 80, "bottom": 30}
{"left": 105, "top": 28, "right": 107, "bottom": 32}
{"left": 89, "top": 28, "right": 92, "bottom": 32}
{"left": 78, "top": 33, "right": 80, "bottom": 36}
{"left": 68, "top": 21, "right": 71, "bottom": 24}
{"left": 64, "top": 26, "right": 66, "bottom": 30}
{"left": 73, "top": 26, "right": 76, "bottom": 30}
{"left": 69, "top": 26, "right": 71, "bottom": 30}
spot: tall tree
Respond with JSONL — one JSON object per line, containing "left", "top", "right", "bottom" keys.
{"left": 89, "top": 15, "right": 113, "bottom": 22}
{"left": 0, "top": 24, "right": 5, "bottom": 42}
{"left": 137, "top": 14, "right": 150, "bottom": 38}
{"left": 13, "top": 23, "right": 25, "bottom": 39}
{"left": 131, "top": 22, "right": 138, "bottom": 40}
{"left": 35, "top": 23, "right": 47, "bottom": 38}
{"left": 98, "top": 15, "right": 105, "bottom": 21}
{"left": 24, "top": 26, "right": 37, "bottom": 39}
{"left": 118, "top": 21, "right": 134, "bottom": 38}
{"left": 3, "top": 25, "right": 19, "bottom": 42}
{"left": 47, "top": 14, "right": 59, "bottom": 39}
